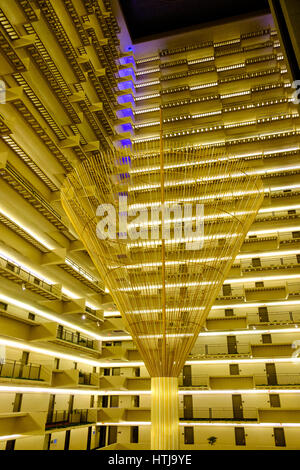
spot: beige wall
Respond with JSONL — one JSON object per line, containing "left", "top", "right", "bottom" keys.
{"left": 69, "top": 427, "right": 88, "bottom": 450}
{"left": 0, "top": 393, "right": 15, "bottom": 413}
{"left": 14, "top": 435, "right": 44, "bottom": 450}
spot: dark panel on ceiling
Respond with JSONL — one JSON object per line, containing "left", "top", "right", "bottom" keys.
{"left": 119, "top": 0, "right": 270, "bottom": 42}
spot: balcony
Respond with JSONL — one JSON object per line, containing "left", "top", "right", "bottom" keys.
{"left": 179, "top": 374, "right": 209, "bottom": 389}
{"left": 78, "top": 370, "right": 99, "bottom": 387}
{"left": 0, "top": 360, "right": 51, "bottom": 383}
{"left": 0, "top": 255, "right": 61, "bottom": 300}
{"left": 46, "top": 408, "right": 96, "bottom": 430}
{"left": 240, "top": 255, "right": 300, "bottom": 273}
{"left": 254, "top": 373, "right": 300, "bottom": 388}
{"left": 179, "top": 406, "right": 258, "bottom": 422}
{"left": 0, "top": 411, "right": 45, "bottom": 436}
{"left": 56, "top": 326, "right": 94, "bottom": 350}
{"left": 247, "top": 310, "right": 300, "bottom": 326}
{"left": 190, "top": 342, "right": 251, "bottom": 358}
{"left": 251, "top": 343, "right": 294, "bottom": 357}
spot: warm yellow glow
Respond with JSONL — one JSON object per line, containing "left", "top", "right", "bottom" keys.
{"left": 61, "top": 147, "right": 263, "bottom": 380}
{"left": 97, "top": 421, "right": 300, "bottom": 427}
{"left": 0, "top": 385, "right": 299, "bottom": 396}
{"left": 0, "top": 434, "right": 22, "bottom": 441}
{"left": 0, "top": 207, "right": 55, "bottom": 250}
{"left": 104, "top": 299, "right": 300, "bottom": 317}
{"left": 0, "top": 294, "right": 103, "bottom": 340}
{"left": 0, "top": 336, "right": 102, "bottom": 366}
{"left": 151, "top": 377, "right": 179, "bottom": 450}
{"left": 0, "top": 250, "right": 54, "bottom": 284}
{"left": 130, "top": 147, "right": 300, "bottom": 174}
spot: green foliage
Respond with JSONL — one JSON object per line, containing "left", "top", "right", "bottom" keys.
{"left": 207, "top": 436, "right": 217, "bottom": 446}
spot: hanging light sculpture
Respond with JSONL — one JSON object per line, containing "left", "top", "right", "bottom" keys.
{"left": 61, "top": 139, "right": 263, "bottom": 450}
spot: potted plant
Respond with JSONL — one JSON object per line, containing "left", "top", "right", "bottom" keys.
{"left": 207, "top": 436, "right": 217, "bottom": 446}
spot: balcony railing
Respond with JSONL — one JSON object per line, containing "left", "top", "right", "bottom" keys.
{"left": 46, "top": 408, "right": 93, "bottom": 429}
{"left": 179, "top": 407, "right": 258, "bottom": 421}
{"left": 56, "top": 327, "right": 94, "bottom": 350}
{"left": 240, "top": 255, "right": 300, "bottom": 271}
{"left": 191, "top": 342, "right": 250, "bottom": 357}
{"left": 247, "top": 310, "right": 300, "bottom": 324}
{"left": 254, "top": 373, "right": 300, "bottom": 387}
{"left": 0, "top": 359, "right": 44, "bottom": 381}
{"left": 178, "top": 374, "right": 209, "bottom": 388}
{"left": 79, "top": 371, "right": 93, "bottom": 385}
{"left": 0, "top": 255, "right": 61, "bottom": 299}
{"left": 178, "top": 373, "right": 300, "bottom": 388}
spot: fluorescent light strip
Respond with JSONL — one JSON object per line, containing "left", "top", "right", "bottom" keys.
{"left": 127, "top": 224, "right": 300, "bottom": 249}
{"left": 217, "top": 63, "right": 245, "bottom": 71}
{"left": 134, "top": 126, "right": 298, "bottom": 145}
{"left": 0, "top": 386, "right": 300, "bottom": 396}
{"left": 135, "top": 93, "right": 160, "bottom": 101}
{"left": 128, "top": 187, "right": 300, "bottom": 210}
{"left": 0, "top": 295, "right": 103, "bottom": 341}
{"left": 1, "top": 337, "right": 299, "bottom": 368}
{"left": 122, "top": 248, "right": 300, "bottom": 270}
{"left": 212, "top": 300, "right": 300, "bottom": 310}
{"left": 130, "top": 147, "right": 300, "bottom": 174}
{"left": 136, "top": 71, "right": 289, "bottom": 103}
{"left": 104, "top": 300, "right": 300, "bottom": 318}
{"left": 134, "top": 107, "right": 160, "bottom": 115}
{"left": 0, "top": 337, "right": 101, "bottom": 367}
{"left": 97, "top": 421, "right": 300, "bottom": 428}
{"left": 154, "top": 115, "right": 298, "bottom": 139}
{"left": 136, "top": 56, "right": 158, "bottom": 64}
{"left": 134, "top": 95, "right": 292, "bottom": 116}
{"left": 0, "top": 434, "right": 22, "bottom": 441}
{"left": 128, "top": 163, "right": 300, "bottom": 192}
{"left": 228, "top": 274, "right": 300, "bottom": 283}
{"left": 190, "top": 82, "right": 218, "bottom": 90}
{"left": 136, "top": 68, "right": 160, "bottom": 76}
{"left": 0, "top": 207, "right": 55, "bottom": 250}
{"left": 118, "top": 273, "right": 300, "bottom": 292}
{"left": 136, "top": 57, "right": 241, "bottom": 83}
{"left": 128, "top": 211, "right": 256, "bottom": 227}
{"left": 135, "top": 80, "right": 160, "bottom": 88}
{"left": 105, "top": 327, "right": 300, "bottom": 341}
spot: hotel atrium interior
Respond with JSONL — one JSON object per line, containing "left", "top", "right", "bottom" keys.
{"left": 0, "top": 0, "right": 300, "bottom": 451}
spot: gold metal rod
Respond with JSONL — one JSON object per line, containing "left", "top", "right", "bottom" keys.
{"left": 159, "top": 106, "right": 167, "bottom": 376}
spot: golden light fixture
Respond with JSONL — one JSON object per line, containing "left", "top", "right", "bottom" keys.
{"left": 61, "top": 138, "right": 263, "bottom": 449}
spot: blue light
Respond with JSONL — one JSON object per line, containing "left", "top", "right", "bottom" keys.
{"left": 120, "top": 56, "right": 135, "bottom": 66}
{"left": 120, "top": 138, "right": 132, "bottom": 148}
{"left": 117, "top": 93, "right": 135, "bottom": 106}
{"left": 116, "top": 108, "right": 134, "bottom": 120}
{"left": 118, "top": 80, "right": 135, "bottom": 92}
{"left": 119, "top": 68, "right": 136, "bottom": 81}
{"left": 120, "top": 123, "right": 133, "bottom": 133}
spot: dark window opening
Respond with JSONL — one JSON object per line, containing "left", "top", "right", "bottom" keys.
{"left": 130, "top": 426, "right": 139, "bottom": 443}
{"left": 184, "top": 427, "right": 194, "bottom": 444}
{"left": 230, "top": 364, "right": 240, "bottom": 375}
